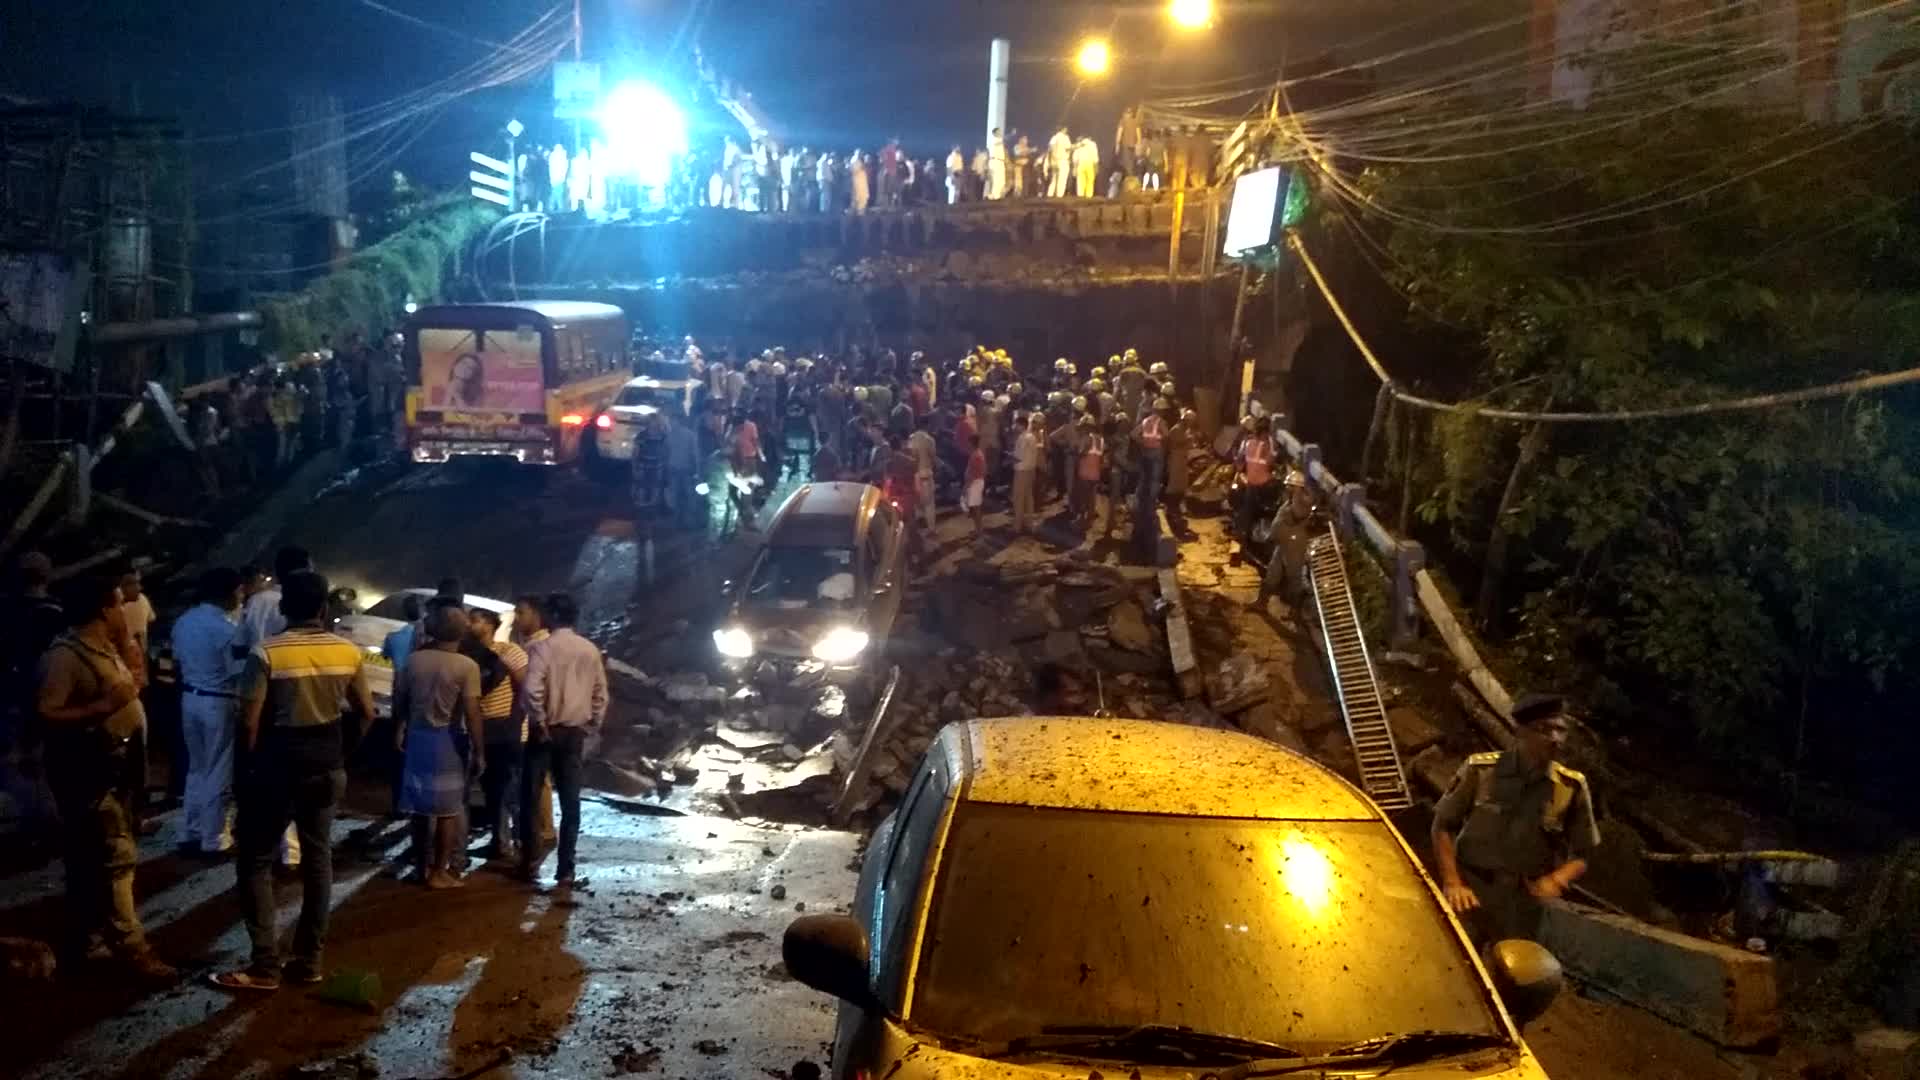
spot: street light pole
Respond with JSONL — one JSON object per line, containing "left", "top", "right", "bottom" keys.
{"left": 988, "top": 38, "right": 1010, "bottom": 149}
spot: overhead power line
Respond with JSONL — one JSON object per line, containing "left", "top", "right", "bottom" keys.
{"left": 1286, "top": 233, "right": 1920, "bottom": 424}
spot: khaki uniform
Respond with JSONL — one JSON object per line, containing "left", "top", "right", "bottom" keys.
{"left": 1433, "top": 750, "right": 1600, "bottom": 944}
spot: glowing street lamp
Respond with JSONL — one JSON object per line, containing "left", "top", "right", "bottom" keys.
{"left": 1075, "top": 38, "right": 1112, "bottom": 77}
{"left": 1169, "top": 0, "right": 1215, "bottom": 29}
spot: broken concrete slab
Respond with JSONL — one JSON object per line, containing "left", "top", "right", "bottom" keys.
{"left": 1105, "top": 598, "right": 1156, "bottom": 653}
{"left": 1538, "top": 901, "right": 1780, "bottom": 1048}
{"left": 585, "top": 759, "right": 659, "bottom": 798}
{"left": 1238, "top": 702, "right": 1309, "bottom": 755}
{"left": 1205, "top": 653, "right": 1271, "bottom": 714}
{"left": 1406, "top": 744, "right": 1464, "bottom": 797}
{"left": 1387, "top": 706, "right": 1445, "bottom": 755}
{"left": 1158, "top": 567, "right": 1203, "bottom": 700}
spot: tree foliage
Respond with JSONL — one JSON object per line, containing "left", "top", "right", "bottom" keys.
{"left": 1344, "top": 91, "right": 1920, "bottom": 764}
{"left": 258, "top": 197, "right": 495, "bottom": 354}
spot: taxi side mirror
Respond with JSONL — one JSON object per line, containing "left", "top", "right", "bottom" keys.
{"left": 784, "top": 914, "right": 878, "bottom": 1012}
{"left": 1487, "top": 939, "right": 1563, "bottom": 1028}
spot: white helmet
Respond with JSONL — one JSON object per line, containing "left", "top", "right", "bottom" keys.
{"left": 1007, "top": 381, "right": 1024, "bottom": 395}
{"left": 1149, "top": 361, "right": 1170, "bottom": 376}
{"left": 981, "top": 389, "right": 997, "bottom": 404}
{"left": 996, "top": 393, "right": 1012, "bottom": 406}
{"left": 770, "top": 362, "right": 787, "bottom": 377}
{"left": 1054, "top": 357, "right": 1071, "bottom": 372}
{"left": 747, "top": 359, "right": 765, "bottom": 374}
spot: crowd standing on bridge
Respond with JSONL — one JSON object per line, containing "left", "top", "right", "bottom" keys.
{"left": 518, "top": 110, "right": 1222, "bottom": 218}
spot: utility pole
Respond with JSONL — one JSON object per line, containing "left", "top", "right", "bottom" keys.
{"left": 987, "top": 39, "right": 1010, "bottom": 148}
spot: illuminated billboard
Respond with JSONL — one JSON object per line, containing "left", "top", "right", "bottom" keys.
{"left": 419, "top": 326, "right": 545, "bottom": 422}
{"left": 1222, "top": 166, "right": 1294, "bottom": 259}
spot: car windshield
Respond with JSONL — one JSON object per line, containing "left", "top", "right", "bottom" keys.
{"left": 910, "top": 806, "right": 1499, "bottom": 1053}
{"left": 744, "top": 545, "right": 858, "bottom": 610}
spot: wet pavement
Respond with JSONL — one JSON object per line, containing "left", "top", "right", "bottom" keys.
{"left": 2, "top": 805, "right": 856, "bottom": 1079}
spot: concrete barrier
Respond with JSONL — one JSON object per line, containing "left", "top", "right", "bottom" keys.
{"left": 1539, "top": 901, "right": 1780, "bottom": 1048}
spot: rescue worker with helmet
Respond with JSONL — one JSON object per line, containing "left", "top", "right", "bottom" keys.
{"left": 1162, "top": 407, "right": 1197, "bottom": 540}
{"left": 1132, "top": 397, "right": 1172, "bottom": 558}
{"left": 1233, "top": 414, "right": 1279, "bottom": 562}
{"left": 1432, "top": 694, "right": 1600, "bottom": 947}
{"left": 1255, "top": 468, "right": 1320, "bottom": 609}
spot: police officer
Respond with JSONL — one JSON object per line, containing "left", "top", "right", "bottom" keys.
{"left": 1432, "top": 694, "right": 1601, "bottom": 947}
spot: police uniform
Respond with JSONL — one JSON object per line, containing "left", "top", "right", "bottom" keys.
{"left": 1433, "top": 750, "right": 1600, "bottom": 945}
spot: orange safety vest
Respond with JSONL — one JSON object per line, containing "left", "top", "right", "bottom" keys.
{"left": 1078, "top": 434, "right": 1105, "bottom": 482}
{"left": 1243, "top": 435, "right": 1274, "bottom": 485}
{"left": 1138, "top": 414, "right": 1166, "bottom": 449}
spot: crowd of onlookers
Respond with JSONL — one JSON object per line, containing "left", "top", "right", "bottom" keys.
{"left": 179, "top": 331, "right": 407, "bottom": 496}
{"left": 0, "top": 540, "right": 607, "bottom": 991}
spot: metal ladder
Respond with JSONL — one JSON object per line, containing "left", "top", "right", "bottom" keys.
{"left": 1307, "top": 524, "right": 1413, "bottom": 810}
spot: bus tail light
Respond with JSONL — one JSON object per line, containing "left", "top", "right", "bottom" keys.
{"left": 594, "top": 413, "right": 613, "bottom": 431}
{"left": 560, "top": 413, "right": 586, "bottom": 427}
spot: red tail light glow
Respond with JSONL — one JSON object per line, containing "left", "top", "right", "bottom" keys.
{"left": 594, "top": 413, "right": 613, "bottom": 430}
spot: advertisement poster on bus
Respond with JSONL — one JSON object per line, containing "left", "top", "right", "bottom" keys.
{"left": 419, "top": 326, "right": 544, "bottom": 421}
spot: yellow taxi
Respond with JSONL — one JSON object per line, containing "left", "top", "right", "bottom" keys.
{"left": 785, "top": 718, "right": 1562, "bottom": 1079}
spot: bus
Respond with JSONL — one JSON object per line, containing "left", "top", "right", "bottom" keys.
{"left": 403, "top": 300, "right": 631, "bottom": 466}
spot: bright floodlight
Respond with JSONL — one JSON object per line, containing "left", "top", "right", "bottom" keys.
{"left": 1076, "top": 38, "right": 1112, "bottom": 77}
{"left": 596, "top": 80, "right": 687, "bottom": 188}
{"left": 1170, "top": 0, "right": 1214, "bottom": 29}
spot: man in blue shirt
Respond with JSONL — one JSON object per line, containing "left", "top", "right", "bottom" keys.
{"left": 171, "top": 568, "right": 245, "bottom": 857}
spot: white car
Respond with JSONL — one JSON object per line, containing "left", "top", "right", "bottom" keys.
{"left": 593, "top": 376, "right": 698, "bottom": 462}
{"left": 334, "top": 588, "right": 514, "bottom": 714}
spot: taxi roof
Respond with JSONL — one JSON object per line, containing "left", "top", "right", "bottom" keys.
{"left": 954, "top": 717, "right": 1380, "bottom": 822}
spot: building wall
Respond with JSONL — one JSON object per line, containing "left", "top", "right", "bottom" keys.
{"left": 1541, "top": 0, "right": 1918, "bottom": 119}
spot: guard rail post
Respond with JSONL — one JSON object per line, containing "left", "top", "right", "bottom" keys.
{"left": 1393, "top": 540, "right": 1425, "bottom": 649}
{"left": 1335, "top": 482, "right": 1365, "bottom": 539}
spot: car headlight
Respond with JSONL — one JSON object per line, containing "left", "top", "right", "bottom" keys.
{"left": 811, "top": 626, "right": 870, "bottom": 664}
{"left": 713, "top": 625, "right": 755, "bottom": 659}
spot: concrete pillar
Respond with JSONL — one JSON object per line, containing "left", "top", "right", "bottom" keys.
{"left": 987, "top": 39, "right": 1010, "bottom": 149}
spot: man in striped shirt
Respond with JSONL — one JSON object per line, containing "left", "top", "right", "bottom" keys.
{"left": 467, "top": 608, "right": 528, "bottom": 861}
{"left": 212, "top": 571, "right": 373, "bottom": 992}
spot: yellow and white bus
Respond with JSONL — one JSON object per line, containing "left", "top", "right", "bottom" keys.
{"left": 404, "top": 300, "right": 630, "bottom": 466}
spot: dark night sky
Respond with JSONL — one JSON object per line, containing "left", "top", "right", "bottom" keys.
{"left": 2, "top": 0, "right": 1521, "bottom": 199}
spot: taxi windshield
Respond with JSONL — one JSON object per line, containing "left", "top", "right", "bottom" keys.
{"left": 910, "top": 806, "right": 1499, "bottom": 1053}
